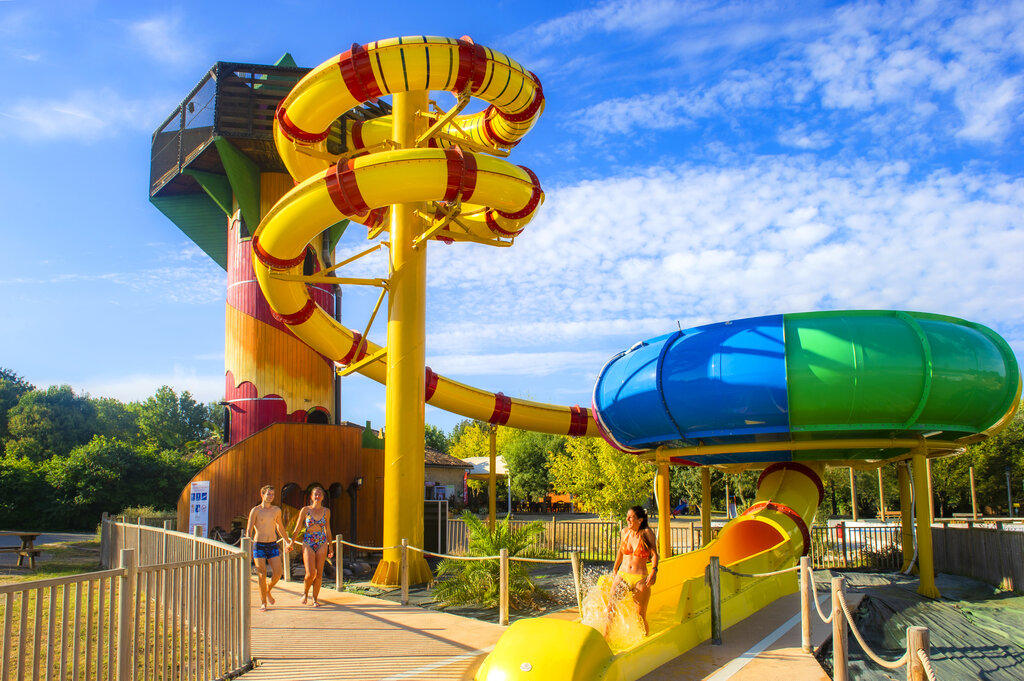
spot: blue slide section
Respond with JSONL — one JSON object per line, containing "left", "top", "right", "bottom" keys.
{"left": 593, "top": 314, "right": 789, "bottom": 452}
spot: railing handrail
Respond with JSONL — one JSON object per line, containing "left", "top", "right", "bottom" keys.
{"left": 0, "top": 567, "right": 125, "bottom": 596}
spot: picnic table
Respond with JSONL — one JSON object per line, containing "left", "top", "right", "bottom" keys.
{"left": 0, "top": 531, "right": 42, "bottom": 569}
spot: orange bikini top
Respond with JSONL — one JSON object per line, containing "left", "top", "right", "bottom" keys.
{"left": 621, "top": 533, "right": 652, "bottom": 560}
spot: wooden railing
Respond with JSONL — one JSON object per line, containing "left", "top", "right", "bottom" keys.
{"left": 0, "top": 516, "right": 251, "bottom": 681}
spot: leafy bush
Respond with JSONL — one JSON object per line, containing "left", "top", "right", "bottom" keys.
{"left": 433, "top": 512, "right": 549, "bottom": 609}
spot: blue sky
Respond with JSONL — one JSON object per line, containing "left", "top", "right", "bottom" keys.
{"left": 2, "top": 0, "right": 1023, "bottom": 435}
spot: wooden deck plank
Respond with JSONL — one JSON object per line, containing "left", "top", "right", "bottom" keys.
{"left": 245, "top": 580, "right": 502, "bottom": 680}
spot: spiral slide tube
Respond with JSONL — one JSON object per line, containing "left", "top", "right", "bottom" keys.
{"left": 475, "top": 461, "right": 826, "bottom": 680}
{"left": 254, "top": 36, "right": 597, "bottom": 438}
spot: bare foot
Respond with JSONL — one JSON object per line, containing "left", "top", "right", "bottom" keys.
{"left": 313, "top": 600, "right": 321, "bottom": 608}
{"left": 259, "top": 603, "right": 267, "bottom": 612}
{"left": 267, "top": 593, "right": 275, "bottom": 605}
{"left": 301, "top": 595, "right": 308, "bottom": 605}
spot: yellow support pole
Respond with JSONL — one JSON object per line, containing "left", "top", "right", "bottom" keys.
{"left": 912, "top": 448, "right": 940, "bottom": 598}
{"left": 656, "top": 460, "right": 672, "bottom": 559}
{"left": 701, "top": 467, "right": 712, "bottom": 547}
{"left": 898, "top": 462, "right": 915, "bottom": 573}
{"left": 372, "top": 89, "right": 432, "bottom": 587}
{"left": 489, "top": 426, "right": 497, "bottom": 533}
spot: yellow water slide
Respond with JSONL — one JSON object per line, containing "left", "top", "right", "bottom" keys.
{"left": 254, "top": 36, "right": 597, "bottom": 437}
{"left": 476, "top": 461, "right": 825, "bottom": 680}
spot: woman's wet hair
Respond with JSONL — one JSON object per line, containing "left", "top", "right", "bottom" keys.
{"left": 630, "top": 505, "right": 650, "bottom": 530}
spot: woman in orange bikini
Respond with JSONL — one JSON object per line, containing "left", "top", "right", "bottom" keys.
{"left": 606, "top": 505, "right": 659, "bottom": 635}
{"left": 291, "top": 485, "right": 333, "bottom": 606}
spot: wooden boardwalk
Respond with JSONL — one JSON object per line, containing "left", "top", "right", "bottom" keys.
{"left": 245, "top": 580, "right": 504, "bottom": 680}
{"left": 243, "top": 580, "right": 831, "bottom": 681}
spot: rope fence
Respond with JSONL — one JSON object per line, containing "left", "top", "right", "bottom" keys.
{"left": 326, "top": 535, "right": 583, "bottom": 625}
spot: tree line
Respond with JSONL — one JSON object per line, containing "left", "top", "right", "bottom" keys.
{"left": 0, "top": 367, "right": 221, "bottom": 530}
{"left": 430, "top": 404, "right": 1024, "bottom": 522}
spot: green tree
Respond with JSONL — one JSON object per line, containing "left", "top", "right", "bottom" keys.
{"left": 503, "top": 429, "right": 564, "bottom": 501}
{"left": 433, "top": 511, "right": 549, "bottom": 608}
{"left": 0, "top": 453, "right": 49, "bottom": 529}
{"left": 448, "top": 421, "right": 514, "bottom": 459}
{"left": 963, "top": 403, "right": 1024, "bottom": 514}
{"left": 548, "top": 437, "right": 655, "bottom": 519}
{"left": 425, "top": 423, "right": 450, "bottom": 453}
{"left": 93, "top": 396, "right": 141, "bottom": 442}
{"left": 5, "top": 385, "right": 97, "bottom": 461}
{"left": 138, "top": 386, "right": 212, "bottom": 450}
{"left": 0, "top": 367, "right": 34, "bottom": 442}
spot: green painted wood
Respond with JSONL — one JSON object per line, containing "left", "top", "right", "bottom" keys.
{"left": 183, "top": 169, "right": 233, "bottom": 216}
{"left": 214, "top": 136, "right": 261, "bottom": 228}
{"left": 150, "top": 194, "right": 228, "bottom": 270}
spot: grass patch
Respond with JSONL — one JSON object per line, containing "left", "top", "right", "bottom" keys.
{"left": 0, "top": 538, "right": 103, "bottom": 586}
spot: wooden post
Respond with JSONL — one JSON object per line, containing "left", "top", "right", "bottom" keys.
{"left": 878, "top": 468, "right": 886, "bottom": 521}
{"left": 116, "top": 548, "right": 136, "bottom": 681}
{"left": 282, "top": 535, "right": 291, "bottom": 582}
{"left": 499, "top": 548, "right": 509, "bottom": 626}
{"left": 570, "top": 552, "right": 583, "bottom": 613}
{"left": 707, "top": 555, "right": 722, "bottom": 645}
{"left": 335, "top": 535, "right": 344, "bottom": 591}
{"left": 906, "top": 626, "right": 929, "bottom": 681}
{"left": 913, "top": 449, "right": 940, "bottom": 598}
{"left": 800, "top": 555, "right": 812, "bottom": 653}
{"left": 832, "top": 577, "right": 848, "bottom": 681}
{"left": 239, "top": 536, "right": 252, "bottom": 666}
{"left": 970, "top": 467, "right": 979, "bottom": 520}
{"left": 898, "top": 462, "right": 914, "bottom": 573}
{"left": 400, "top": 538, "right": 409, "bottom": 606}
{"left": 701, "top": 467, "right": 712, "bottom": 547}
{"left": 162, "top": 520, "right": 172, "bottom": 565}
{"left": 100, "top": 512, "right": 109, "bottom": 566}
{"left": 849, "top": 468, "right": 858, "bottom": 522}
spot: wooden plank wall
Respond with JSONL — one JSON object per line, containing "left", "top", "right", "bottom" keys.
{"left": 177, "top": 422, "right": 384, "bottom": 546}
{"left": 932, "top": 523, "right": 1023, "bottom": 593}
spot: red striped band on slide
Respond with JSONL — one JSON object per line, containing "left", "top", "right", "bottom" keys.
{"left": 443, "top": 147, "right": 478, "bottom": 202}
{"left": 453, "top": 37, "right": 489, "bottom": 94}
{"left": 350, "top": 120, "right": 365, "bottom": 150}
{"left": 252, "top": 236, "right": 306, "bottom": 269}
{"left": 495, "top": 73, "right": 544, "bottom": 124}
{"left": 489, "top": 392, "right": 512, "bottom": 426}
{"left": 338, "top": 42, "right": 383, "bottom": 103}
{"left": 425, "top": 367, "right": 439, "bottom": 401}
{"left": 325, "top": 160, "right": 371, "bottom": 216}
{"left": 340, "top": 332, "right": 368, "bottom": 365}
{"left": 272, "top": 298, "right": 316, "bottom": 326}
{"left": 757, "top": 462, "right": 824, "bottom": 506}
{"left": 742, "top": 501, "right": 811, "bottom": 556}
{"left": 496, "top": 166, "right": 542, "bottom": 220}
{"left": 484, "top": 211, "right": 524, "bottom": 237}
{"left": 482, "top": 112, "right": 519, "bottom": 147}
{"left": 567, "top": 405, "right": 589, "bottom": 436}
{"left": 275, "top": 104, "right": 330, "bottom": 144}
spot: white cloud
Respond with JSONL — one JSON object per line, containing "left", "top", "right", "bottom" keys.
{"left": 0, "top": 263, "right": 224, "bottom": 305}
{"left": 416, "top": 156, "right": 1024, "bottom": 367}
{"left": 128, "top": 14, "right": 193, "bottom": 66}
{"left": 53, "top": 367, "right": 225, "bottom": 404}
{"left": 426, "top": 351, "right": 611, "bottom": 376}
{"left": 0, "top": 88, "right": 173, "bottom": 141}
{"left": 777, "top": 125, "right": 832, "bottom": 150}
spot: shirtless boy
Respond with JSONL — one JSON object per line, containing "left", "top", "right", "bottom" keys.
{"left": 246, "top": 485, "right": 292, "bottom": 611}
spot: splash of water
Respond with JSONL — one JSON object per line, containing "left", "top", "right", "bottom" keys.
{"left": 578, "top": 573, "right": 646, "bottom": 651}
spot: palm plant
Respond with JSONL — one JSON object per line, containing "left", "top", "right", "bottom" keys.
{"left": 433, "top": 511, "right": 549, "bottom": 609}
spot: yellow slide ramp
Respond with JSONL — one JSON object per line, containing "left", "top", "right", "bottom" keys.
{"left": 475, "top": 461, "right": 825, "bottom": 681}
{"left": 254, "top": 36, "right": 597, "bottom": 437}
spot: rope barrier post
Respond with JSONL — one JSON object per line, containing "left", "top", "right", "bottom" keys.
{"left": 707, "top": 555, "right": 722, "bottom": 645}
{"left": 800, "top": 555, "right": 812, "bottom": 653}
{"left": 499, "top": 548, "right": 509, "bottom": 626}
{"left": 401, "top": 539, "right": 409, "bottom": 606}
{"left": 282, "top": 536, "right": 291, "bottom": 582}
{"left": 115, "top": 548, "right": 136, "bottom": 681}
{"left": 832, "top": 577, "right": 849, "bottom": 681}
{"left": 570, "top": 552, "right": 583, "bottom": 613}
{"left": 240, "top": 536, "right": 252, "bottom": 665}
{"left": 335, "top": 534, "right": 344, "bottom": 591}
{"left": 906, "top": 626, "right": 929, "bottom": 681}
